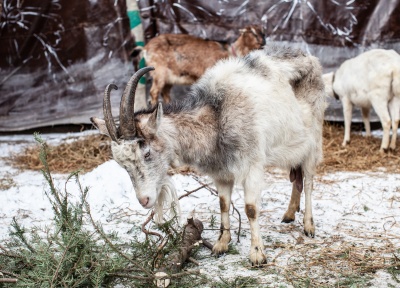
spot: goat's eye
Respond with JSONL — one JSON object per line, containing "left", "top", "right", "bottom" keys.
{"left": 144, "top": 151, "right": 150, "bottom": 159}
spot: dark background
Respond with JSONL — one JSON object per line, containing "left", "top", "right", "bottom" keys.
{"left": 1, "top": 0, "right": 399, "bottom": 131}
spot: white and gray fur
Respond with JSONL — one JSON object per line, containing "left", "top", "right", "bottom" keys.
{"left": 91, "top": 46, "right": 327, "bottom": 265}
{"left": 323, "top": 49, "right": 400, "bottom": 152}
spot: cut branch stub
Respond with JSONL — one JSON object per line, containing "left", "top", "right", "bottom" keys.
{"left": 156, "top": 217, "right": 204, "bottom": 275}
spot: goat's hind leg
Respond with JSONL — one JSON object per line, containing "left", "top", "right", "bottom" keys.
{"left": 303, "top": 172, "right": 315, "bottom": 237}
{"left": 212, "top": 179, "right": 233, "bottom": 256}
{"left": 372, "top": 98, "right": 392, "bottom": 152}
{"left": 361, "top": 107, "right": 371, "bottom": 137}
{"left": 282, "top": 184, "right": 301, "bottom": 223}
{"left": 389, "top": 96, "right": 400, "bottom": 150}
{"left": 282, "top": 167, "right": 302, "bottom": 223}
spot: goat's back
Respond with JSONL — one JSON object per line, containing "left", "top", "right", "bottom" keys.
{"left": 191, "top": 46, "right": 326, "bottom": 175}
{"left": 144, "top": 34, "right": 229, "bottom": 81}
{"left": 334, "top": 49, "right": 400, "bottom": 100}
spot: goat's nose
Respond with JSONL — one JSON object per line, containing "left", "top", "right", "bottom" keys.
{"left": 138, "top": 197, "right": 149, "bottom": 207}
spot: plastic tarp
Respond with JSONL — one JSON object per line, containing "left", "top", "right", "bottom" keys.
{"left": 1, "top": 0, "right": 400, "bottom": 131}
{"left": 137, "top": 0, "right": 400, "bottom": 122}
{"left": 0, "top": 0, "right": 134, "bottom": 131}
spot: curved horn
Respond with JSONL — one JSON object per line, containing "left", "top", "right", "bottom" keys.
{"left": 120, "top": 66, "right": 155, "bottom": 139}
{"left": 103, "top": 84, "right": 119, "bottom": 143}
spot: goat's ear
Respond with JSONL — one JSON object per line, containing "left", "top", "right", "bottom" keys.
{"left": 90, "top": 117, "right": 111, "bottom": 138}
{"left": 147, "top": 102, "right": 164, "bottom": 135}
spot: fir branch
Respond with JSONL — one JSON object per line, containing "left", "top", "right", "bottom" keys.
{"left": 110, "top": 269, "right": 201, "bottom": 280}
{"left": 10, "top": 218, "right": 35, "bottom": 253}
{"left": 85, "top": 203, "right": 152, "bottom": 277}
{"left": 50, "top": 235, "right": 75, "bottom": 287}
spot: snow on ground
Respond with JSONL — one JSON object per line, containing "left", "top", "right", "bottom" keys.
{"left": 0, "top": 132, "right": 399, "bottom": 287}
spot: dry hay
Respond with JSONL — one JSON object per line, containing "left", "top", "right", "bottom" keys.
{"left": 4, "top": 134, "right": 111, "bottom": 174}
{"left": 3, "top": 124, "right": 400, "bottom": 174}
{"left": 320, "top": 123, "right": 400, "bottom": 174}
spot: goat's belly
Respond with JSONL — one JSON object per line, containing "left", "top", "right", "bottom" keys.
{"left": 265, "top": 140, "right": 312, "bottom": 170}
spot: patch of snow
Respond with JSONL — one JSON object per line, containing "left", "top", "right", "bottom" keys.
{"left": 0, "top": 132, "right": 399, "bottom": 286}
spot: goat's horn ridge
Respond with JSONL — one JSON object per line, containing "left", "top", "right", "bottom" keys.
{"left": 120, "top": 66, "right": 155, "bottom": 139}
{"left": 104, "top": 83, "right": 119, "bottom": 143}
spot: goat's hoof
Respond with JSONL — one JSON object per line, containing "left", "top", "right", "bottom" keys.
{"left": 304, "top": 224, "right": 315, "bottom": 238}
{"left": 249, "top": 246, "right": 267, "bottom": 267}
{"left": 304, "top": 218, "right": 315, "bottom": 238}
{"left": 304, "top": 228, "right": 315, "bottom": 238}
{"left": 380, "top": 148, "right": 389, "bottom": 154}
{"left": 281, "top": 214, "right": 295, "bottom": 223}
{"left": 212, "top": 241, "right": 229, "bottom": 256}
{"left": 341, "top": 140, "right": 350, "bottom": 147}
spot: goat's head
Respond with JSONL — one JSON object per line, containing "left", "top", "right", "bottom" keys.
{"left": 237, "top": 25, "right": 266, "bottom": 52}
{"left": 91, "top": 67, "right": 171, "bottom": 210}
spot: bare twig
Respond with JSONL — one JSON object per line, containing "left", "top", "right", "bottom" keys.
{"left": 179, "top": 184, "right": 208, "bottom": 200}
{"left": 231, "top": 201, "right": 242, "bottom": 243}
{"left": 141, "top": 210, "right": 163, "bottom": 241}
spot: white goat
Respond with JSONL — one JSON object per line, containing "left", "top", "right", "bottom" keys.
{"left": 323, "top": 49, "right": 400, "bottom": 152}
{"left": 91, "top": 46, "right": 326, "bottom": 265}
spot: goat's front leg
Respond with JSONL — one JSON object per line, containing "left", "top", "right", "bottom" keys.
{"left": 244, "top": 170, "right": 266, "bottom": 266}
{"left": 212, "top": 179, "right": 233, "bottom": 255}
{"left": 161, "top": 85, "right": 172, "bottom": 104}
{"left": 342, "top": 97, "right": 353, "bottom": 146}
{"left": 303, "top": 173, "right": 315, "bottom": 237}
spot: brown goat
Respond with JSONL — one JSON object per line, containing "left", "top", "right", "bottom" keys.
{"left": 133, "top": 25, "right": 265, "bottom": 105}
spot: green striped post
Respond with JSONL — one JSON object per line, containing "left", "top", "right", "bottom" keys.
{"left": 126, "top": 1, "right": 146, "bottom": 84}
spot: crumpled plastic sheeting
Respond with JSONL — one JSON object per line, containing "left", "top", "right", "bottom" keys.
{"left": 1, "top": 1, "right": 400, "bottom": 130}
{"left": 137, "top": 0, "right": 400, "bottom": 122}
{"left": 138, "top": 0, "right": 400, "bottom": 60}
{"left": 0, "top": 0, "right": 134, "bottom": 131}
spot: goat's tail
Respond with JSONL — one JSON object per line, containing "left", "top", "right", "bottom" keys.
{"left": 392, "top": 65, "right": 400, "bottom": 98}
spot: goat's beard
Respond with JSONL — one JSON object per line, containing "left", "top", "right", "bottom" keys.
{"left": 153, "top": 179, "right": 181, "bottom": 225}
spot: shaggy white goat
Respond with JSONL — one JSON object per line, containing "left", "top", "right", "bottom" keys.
{"left": 323, "top": 49, "right": 400, "bottom": 152}
{"left": 92, "top": 46, "right": 326, "bottom": 265}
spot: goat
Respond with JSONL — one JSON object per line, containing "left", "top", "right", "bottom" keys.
{"left": 91, "top": 46, "right": 326, "bottom": 265}
{"left": 132, "top": 25, "right": 265, "bottom": 106}
{"left": 323, "top": 49, "right": 400, "bottom": 152}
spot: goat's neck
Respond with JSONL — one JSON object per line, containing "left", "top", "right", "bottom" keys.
{"left": 228, "top": 43, "right": 238, "bottom": 57}
{"left": 231, "top": 37, "right": 251, "bottom": 57}
{"left": 160, "top": 106, "right": 218, "bottom": 166}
